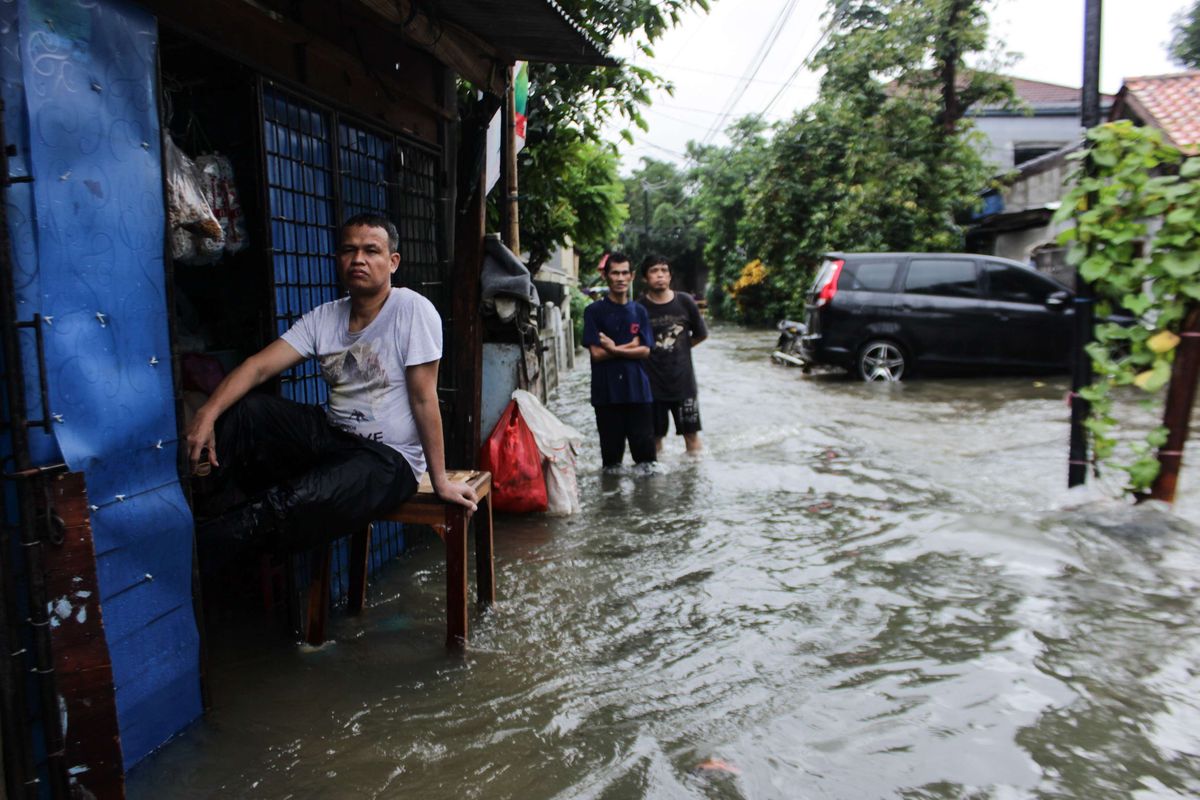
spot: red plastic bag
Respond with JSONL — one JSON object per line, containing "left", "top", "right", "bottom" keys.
{"left": 479, "top": 400, "right": 548, "bottom": 513}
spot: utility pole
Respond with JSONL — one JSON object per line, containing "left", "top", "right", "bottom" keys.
{"left": 1068, "top": 0, "right": 1102, "bottom": 488}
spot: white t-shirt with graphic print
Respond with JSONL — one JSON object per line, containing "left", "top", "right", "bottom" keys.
{"left": 281, "top": 287, "right": 442, "bottom": 477}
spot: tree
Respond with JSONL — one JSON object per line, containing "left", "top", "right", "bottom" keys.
{"left": 509, "top": 130, "right": 627, "bottom": 271}
{"left": 1170, "top": 1, "right": 1200, "bottom": 68}
{"left": 709, "top": 0, "right": 1012, "bottom": 322}
{"left": 496, "top": 0, "right": 711, "bottom": 268}
{"left": 617, "top": 158, "right": 704, "bottom": 292}
{"left": 686, "top": 117, "right": 771, "bottom": 318}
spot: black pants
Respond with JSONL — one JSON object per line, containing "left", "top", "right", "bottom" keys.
{"left": 594, "top": 403, "right": 656, "bottom": 468}
{"left": 213, "top": 393, "right": 418, "bottom": 547}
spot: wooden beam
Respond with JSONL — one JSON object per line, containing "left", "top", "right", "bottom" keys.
{"left": 356, "top": 0, "right": 507, "bottom": 95}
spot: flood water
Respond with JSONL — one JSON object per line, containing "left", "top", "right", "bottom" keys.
{"left": 130, "top": 324, "right": 1200, "bottom": 799}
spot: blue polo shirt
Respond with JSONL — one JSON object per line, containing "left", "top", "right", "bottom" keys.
{"left": 582, "top": 297, "right": 654, "bottom": 406}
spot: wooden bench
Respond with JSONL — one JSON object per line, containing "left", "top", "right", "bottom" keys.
{"left": 304, "top": 470, "right": 494, "bottom": 650}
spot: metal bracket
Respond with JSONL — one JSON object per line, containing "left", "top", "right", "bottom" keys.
{"left": 14, "top": 313, "right": 51, "bottom": 431}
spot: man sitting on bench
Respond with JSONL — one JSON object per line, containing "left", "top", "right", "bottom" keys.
{"left": 185, "top": 213, "right": 477, "bottom": 553}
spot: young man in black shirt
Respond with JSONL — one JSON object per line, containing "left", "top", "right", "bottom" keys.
{"left": 636, "top": 255, "right": 707, "bottom": 454}
{"left": 582, "top": 253, "right": 656, "bottom": 469}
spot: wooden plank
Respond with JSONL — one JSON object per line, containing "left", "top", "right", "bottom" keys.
{"left": 355, "top": 0, "right": 506, "bottom": 95}
{"left": 42, "top": 473, "right": 125, "bottom": 799}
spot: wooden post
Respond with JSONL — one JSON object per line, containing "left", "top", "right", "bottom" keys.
{"left": 346, "top": 525, "right": 372, "bottom": 614}
{"left": 504, "top": 64, "right": 520, "bottom": 254}
{"left": 450, "top": 81, "right": 491, "bottom": 467}
{"left": 1149, "top": 306, "right": 1200, "bottom": 503}
{"left": 304, "top": 544, "right": 332, "bottom": 646}
{"left": 443, "top": 514, "right": 468, "bottom": 652}
{"left": 474, "top": 484, "right": 495, "bottom": 607}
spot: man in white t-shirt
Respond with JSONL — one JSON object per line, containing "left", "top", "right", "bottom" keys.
{"left": 185, "top": 213, "right": 477, "bottom": 550}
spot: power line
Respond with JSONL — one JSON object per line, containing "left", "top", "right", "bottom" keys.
{"left": 660, "top": 63, "right": 820, "bottom": 87}
{"left": 698, "top": 0, "right": 806, "bottom": 147}
{"left": 756, "top": 17, "right": 834, "bottom": 120}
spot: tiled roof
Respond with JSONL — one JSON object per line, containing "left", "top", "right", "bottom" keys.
{"left": 972, "top": 76, "right": 1114, "bottom": 114}
{"left": 1114, "top": 72, "right": 1200, "bottom": 154}
{"left": 1010, "top": 77, "right": 1095, "bottom": 107}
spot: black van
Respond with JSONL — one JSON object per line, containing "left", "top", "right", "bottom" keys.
{"left": 798, "top": 252, "right": 1075, "bottom": 381}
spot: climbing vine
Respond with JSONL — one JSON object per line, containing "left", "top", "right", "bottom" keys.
{"left": 1054, "top": 121, "right": 1200, "bottom": 492}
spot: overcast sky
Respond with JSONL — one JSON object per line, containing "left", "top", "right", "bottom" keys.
{"left": 607, "top": 0, "right": 1191, "bottom": 172}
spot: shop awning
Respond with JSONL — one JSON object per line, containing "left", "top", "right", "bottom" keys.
{"left": 431, "top": 0, "right": 615, "bottom": 67}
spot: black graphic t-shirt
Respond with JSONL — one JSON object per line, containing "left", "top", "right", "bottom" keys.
{"left": 637, "top": 292, "right": 707, "bottom": 401}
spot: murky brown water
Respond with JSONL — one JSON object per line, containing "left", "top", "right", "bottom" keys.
{"left": 130, "top": 324, "right": 1200, "bottom": 799}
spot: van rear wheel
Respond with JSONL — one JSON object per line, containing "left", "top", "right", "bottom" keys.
{"left": 857, "top": 340, "right": 906, "bottom": 382}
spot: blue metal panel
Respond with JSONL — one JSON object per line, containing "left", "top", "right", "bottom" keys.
{"left": 0, "top": 0, "right": 58, "bottom": 468}
{"left": 17, "top": 0, "right": 200, "bottom": 768}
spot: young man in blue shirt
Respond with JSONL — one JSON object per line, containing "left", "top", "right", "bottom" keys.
{"left": 582, "top": 253, "right": 656, "bottom": 469}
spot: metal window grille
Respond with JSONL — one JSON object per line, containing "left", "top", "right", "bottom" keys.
{"left": 260, "top": 83, "right": 454, "bottom": 590}
{"left": 338, "top": 121, "right": 391, "bottom": 218}
{"left": 261, "top": 85, "right": 338, "bottom": 407}
{"left": 394, "top": 138, "right": 456, "bottom": 416}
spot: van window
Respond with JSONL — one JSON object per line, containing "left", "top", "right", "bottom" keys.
{"left": 904, "top": 259, "right": 979, "bottom": 298}
{"left": 984, "top": 263, "right": 1055, "bottom": 304}
{"left": 843, "top": 260, "right": 900, "bottom": 291}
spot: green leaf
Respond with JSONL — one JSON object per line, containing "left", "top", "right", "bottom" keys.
{"left": 1080, "top": 254, "right": 1112, "bottom": 282}
{"left": 1125, "top": 456, "right": 1161, "bottom": 490}
{"left": 1160, "top": 252, "right": 1200, "bottom": 278}
{"left": 1181, "top": 158, "right": 1200, "bottom": 178}
{"left": 1121, "top": 293, "right": 1153, "bottom": 315}
{"left": 1166, "top": 207, "right": 1196, "bottom": 226}
{"left": 1136, "top": 360, "right": 1173, "bottom": 393}
{"left": 1147, "top": 426, "right": 1169, "bottom": 448}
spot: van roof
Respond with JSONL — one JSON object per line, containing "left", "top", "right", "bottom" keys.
{"left": 825, "top": 252, "right": 1032, "bottom": 268}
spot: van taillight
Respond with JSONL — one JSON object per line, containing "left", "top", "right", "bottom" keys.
{"left": 815, "top": 259, "right": 844, "bottom": 307}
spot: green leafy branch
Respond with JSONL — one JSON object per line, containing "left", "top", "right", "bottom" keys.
{"left": 1053, "top": 121, "right": 1200, "bottom": 492}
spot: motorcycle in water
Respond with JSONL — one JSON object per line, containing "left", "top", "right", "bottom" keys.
{"left": 772, "top": 319, "right": 808, "bottom": 367}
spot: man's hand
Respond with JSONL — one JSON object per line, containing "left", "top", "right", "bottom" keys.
{"left": 598, "top": 332, "right": 617, "bottom": 352}
{"left": 184, "top": 413, "right": 219, "bottom": 474}
{"left": 434, "top": 478, "right": 478, "bottom": 515}
{"left": 182, "top": 338, "right": 303, "bottom": 476}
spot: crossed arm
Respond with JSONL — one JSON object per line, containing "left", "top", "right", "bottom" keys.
{"left": 589, "top": 332, "right": 650, "bottom": 362}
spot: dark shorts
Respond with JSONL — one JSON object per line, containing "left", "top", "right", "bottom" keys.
{"left": 652, "top": 397, "right": 702, "bottom": 437}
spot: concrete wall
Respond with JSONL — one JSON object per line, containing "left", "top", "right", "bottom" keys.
{"left": 993, "top": 156, "right": 1075, "bottom": 265}
{"left": 972, "top": 114, "right": 1083, "bottom": 170}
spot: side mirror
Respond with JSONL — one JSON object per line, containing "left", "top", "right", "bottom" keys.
{"left": 1045, "top": 291, "right": 1069, "bottom": 309}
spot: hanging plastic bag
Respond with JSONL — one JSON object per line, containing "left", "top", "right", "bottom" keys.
{"left": 164, "top": 137, "right": 223, "bottom": 263}
{"left": 512, "top": 389, "right": 582, "bottom": 516}
{"left": 479, "top": 400, "right": 548, "bottom": 513}
{"left": 195, "top": 153, "right": 248, "bottom": 255}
